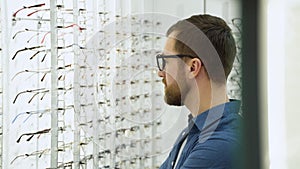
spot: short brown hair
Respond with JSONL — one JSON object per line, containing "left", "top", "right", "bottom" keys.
{"left": 167, "top": 14, "right": 236, "bottom": 83}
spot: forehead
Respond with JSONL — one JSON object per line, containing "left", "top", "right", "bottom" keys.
{"left": 163, "top": 37, "right": 177, "bottom": 55}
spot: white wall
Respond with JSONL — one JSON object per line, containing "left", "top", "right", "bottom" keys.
{"left": 267, "top": 0, "right": 300, "bottom": 168}
{"left": 284, "top": 1, "right": 300, "bottom": 168}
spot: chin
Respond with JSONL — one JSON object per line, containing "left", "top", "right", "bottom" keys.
{"left": 164, "top": 96, "right": 183, "bottom": 106}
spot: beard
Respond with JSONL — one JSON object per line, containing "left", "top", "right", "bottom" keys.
{"left": 163, "top": 73, "right": 188, "bottom": 106}
{"left": 164, "top": 80, "right": 182, "bottom": 106}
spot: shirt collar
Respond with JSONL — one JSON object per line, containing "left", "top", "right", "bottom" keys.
{"left": 188, "top": 99, "right": 241, "bottom": 133}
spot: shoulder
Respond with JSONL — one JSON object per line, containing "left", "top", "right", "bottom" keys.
{"left": 182, "top": 137, "right": 240, "bottom": 169}
{"left": 181, "top": 117, "right": 241, "bottom": 168}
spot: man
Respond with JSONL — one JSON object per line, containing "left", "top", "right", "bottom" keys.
{"left": 157, "top": 14, "right": 242, "bottom": 169}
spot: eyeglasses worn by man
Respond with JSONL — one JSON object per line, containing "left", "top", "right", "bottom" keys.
{"left": 157, "top": 14, "right": 242, "bottom": 169}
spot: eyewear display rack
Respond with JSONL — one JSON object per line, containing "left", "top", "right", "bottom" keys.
{"left": 0, "top": 0, "right": 166, "bottom": 169}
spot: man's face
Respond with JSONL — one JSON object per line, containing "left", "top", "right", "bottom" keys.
{"left": 157, "top": 38, "right": 188, "bottom": 106}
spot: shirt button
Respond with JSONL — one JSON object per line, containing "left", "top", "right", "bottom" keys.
{"left": 171, "top": 161, "right": 174, "bottom": 166}
{"left": 182, "top": 132, "right": 185, "bottom": 136}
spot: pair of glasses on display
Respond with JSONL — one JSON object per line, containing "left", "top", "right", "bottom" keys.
{"left": 12, "top": 24, "right": 86, "bottom": 44}
{"left": 10, "top": 139, "right": 87, "bottom": 165}
{"left": 12, "top": 3, "right": 46, "bottom": 17}
{"left": 12, "top": 105, "right": 75, "bottom": 124}
{"left": 156, "top": 54, "right": 199, "bottom": 71}
{"left": 11, "top": 65, "right": 73, "bottom": 82}
{"left": 12, "top": 86, "right": 73, "bottom": 104}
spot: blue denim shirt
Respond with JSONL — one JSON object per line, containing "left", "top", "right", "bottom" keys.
{"left": 159, "top": 100, "right": 242, "bottom": 169}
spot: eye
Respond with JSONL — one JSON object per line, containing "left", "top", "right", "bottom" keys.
{"left": 163, "top": 58, "right": 168, "bottom": 63}
{"left": 162, "top": 59, "right": 167, "bottom": 67}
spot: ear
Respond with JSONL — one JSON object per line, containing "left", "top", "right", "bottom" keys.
{"left": 187, "top": 58, "right": 202, "bottom": 79}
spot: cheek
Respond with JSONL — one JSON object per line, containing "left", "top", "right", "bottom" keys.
{"left": 165, "top": 73, "right": 175, "bottom": 85}
{"left": 165, "top": 69, "right": 178, "bottom": 85}
{"left": 164, "top": 63, "right": 179, "bottom": 85}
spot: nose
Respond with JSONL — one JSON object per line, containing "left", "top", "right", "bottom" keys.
{"left": 157, "top": 69, "right": 165, "bottom": 77}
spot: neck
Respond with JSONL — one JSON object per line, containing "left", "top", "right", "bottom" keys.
{"left": 184, "top": 80, "right": 229, "bottom": 117}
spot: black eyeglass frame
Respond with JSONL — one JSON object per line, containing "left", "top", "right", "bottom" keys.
{"left": 156, "top": 54, "right": 197, "bottom": 71}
